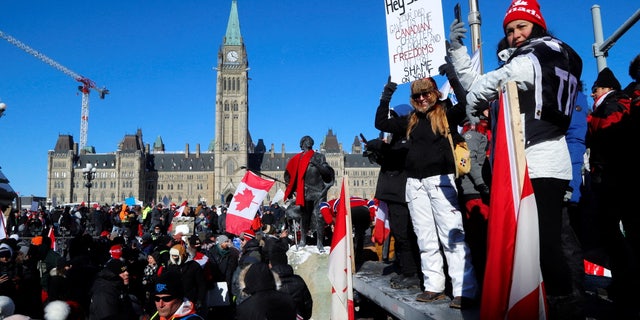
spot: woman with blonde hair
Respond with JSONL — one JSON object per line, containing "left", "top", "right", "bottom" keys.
{"left": 375, "top": 77, "right": 477, "bottom": 309}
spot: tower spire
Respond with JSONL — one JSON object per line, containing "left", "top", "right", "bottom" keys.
{"left": 224, "top": 0, "right": 242, "bottom": 45}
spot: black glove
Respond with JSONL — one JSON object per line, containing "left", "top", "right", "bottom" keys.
{"left": 476, "top": 183, "right": 490, "bottom": 204}
{"left": 449, "top": 19, "right": 467, "bottom": 50}
{"left": 363, "top": 138, "right": 386, "bottom": 165}
{"left": 438, "top": 62, "right": 450, "bottom": 77}
{"left": 380, "top": 79, "right": 397, "bottom": 103}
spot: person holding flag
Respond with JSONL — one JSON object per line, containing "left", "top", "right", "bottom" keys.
{"left": 447, "top": 0, "right": 583, "bottom": 317}
{"left": 375, "top": 76, "right": 478, "bottom": 309}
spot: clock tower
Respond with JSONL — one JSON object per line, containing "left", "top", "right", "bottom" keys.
{"left": 214, "top": 0, "right": 250, "bottom": 204}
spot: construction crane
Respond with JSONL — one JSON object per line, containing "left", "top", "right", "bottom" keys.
{"left": 0, "top": 29, "right": 109, "bottom": 151}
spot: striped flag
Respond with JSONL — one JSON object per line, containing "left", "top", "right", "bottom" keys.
{"left": 226, "top": 171, "right": 275, "bottom": 236}
{"left": 480, "top": 83, "right": 546, "bottom": 319}
{"left": 328, "top": 176, "right": 355, "bottom": 320}
{"left": 369, "top": 199, "right": 390, "bottom": 245}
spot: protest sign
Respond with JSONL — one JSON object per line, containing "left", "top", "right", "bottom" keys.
{"left": 384, "top": 0, "right": 447, "bottom": 83}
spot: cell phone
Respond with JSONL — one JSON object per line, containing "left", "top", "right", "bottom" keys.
{"left": 454, "top": 3, "right": 462, "bottom": 22}
{"left": 359, "top": 133, "right": 368, "bottom": 144}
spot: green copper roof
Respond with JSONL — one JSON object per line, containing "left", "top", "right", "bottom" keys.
{"left": 224, "top": 0, "right": 242, "bottom": 45}
{"left": 154, "top": 135, "right": 164, "bottom": 148}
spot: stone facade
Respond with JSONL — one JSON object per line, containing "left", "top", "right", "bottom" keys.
{"left": 45, "top": 1, "right": 380, "bottom": 207}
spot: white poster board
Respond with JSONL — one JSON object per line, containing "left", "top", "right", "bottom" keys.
{"left": 171, "top": 216, "right": 195, "bottom": 236}
{"left": 384, "top": 1, "right": 447, "bottom": 84}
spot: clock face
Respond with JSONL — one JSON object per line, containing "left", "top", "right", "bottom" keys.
{"left": 227, "top": 50, "right": 238, "bottom": 62}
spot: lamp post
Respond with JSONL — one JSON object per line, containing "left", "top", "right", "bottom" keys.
{"left": 82, "top": 163, "right": 97, "bottom": 208}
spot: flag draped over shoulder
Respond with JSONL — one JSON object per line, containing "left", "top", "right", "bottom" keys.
{"left": 480, "top": 83, "right": 546, "bottom": 320}
{"left": 328, "top": 177, "right": 355, "bottom": 320}
{"left": 226, "top": 171, "right": 275, "bottom": 236}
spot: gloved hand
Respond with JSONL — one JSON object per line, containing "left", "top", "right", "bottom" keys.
{"left": 380, "top": 77, "right": 397, "bottom": 103}
{"left": 563, "top": 187, "right": 574, "bottom": 202}
{"left": 439, "top": 62, "right": 455, "bottom": 79}
{"left": 466, "top": 105, "right": 480, "bottom": 125}
{"left": 449, "top": 19, "right": 467, "bottom": 50}
{"left": 476, "top": 183, "right": 490, "bottom": 204}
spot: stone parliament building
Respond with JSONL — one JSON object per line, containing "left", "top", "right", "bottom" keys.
{"left": 46, "top": 0, "right": 380, "bottom": 208}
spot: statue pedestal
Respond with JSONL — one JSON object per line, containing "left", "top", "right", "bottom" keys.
{"left": 287, "top": 245, "right": 331, "bottom": 320}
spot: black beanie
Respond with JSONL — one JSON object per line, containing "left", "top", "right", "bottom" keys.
{"left": 243, "top": 262, "right": 276, "bottom": 294}
{"left": 155, "top": 270, "right": 185, "bottom": 299}
{"left": 105, "top": 259, "right": 127, "bottom": 275}
{"left": 592, "top": 67, "right": 621, "bottom": 91}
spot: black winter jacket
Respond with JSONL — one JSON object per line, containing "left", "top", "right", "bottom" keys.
{"left": 271, "top": 264, "right": 313, "bottom": 320}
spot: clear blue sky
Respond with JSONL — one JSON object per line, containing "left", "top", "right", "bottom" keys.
{"left": 0, "top": 1, "right": 638, "bottom": 198}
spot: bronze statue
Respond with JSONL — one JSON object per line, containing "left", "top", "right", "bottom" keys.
{"left": 284, "top": 136, "right": 335, "bottom": 251}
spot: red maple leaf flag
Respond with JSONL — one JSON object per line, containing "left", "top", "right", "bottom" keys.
{"left": 481, "top": 83, "right": 546, "bottom": 319}
{"left": 328, "top": 176, "right": 355, "bottom": 320}
{"left": 226, "top": 171, "right": 275, "bottom": 236}
{"left": 48, "top": 227, "right": 56, "bottom": 252}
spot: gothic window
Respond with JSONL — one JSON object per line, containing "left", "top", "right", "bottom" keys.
{"left": 233, "top": 103, "right": 238, "bottom": 111}
{"left": 226, "top": 161, "right": 234, "bottom": 176}
{"left": 224, "top": 102, "right": 229, "bottom": 111}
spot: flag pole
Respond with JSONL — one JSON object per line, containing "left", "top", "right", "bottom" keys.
{"left": 504, "top": 82, "right": 527, "bottom": 187}
{"left": 343, "top": 176, "right": 355, "bottom": 274}
{"left": 239, "top": 166, "right": 286, "bottom": 184}
{"left": 342, "top": 175, "right": 356, "bottom": 318}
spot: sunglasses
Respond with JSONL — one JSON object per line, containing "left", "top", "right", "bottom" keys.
{"left": 154, "top": 295, "right": 175, "bottom": 302}
{"left": 411, "top": 91, "right": 433, "bottom": 100}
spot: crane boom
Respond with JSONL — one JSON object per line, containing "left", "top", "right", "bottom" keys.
{"left": 0, "top": 29, "right": 109, "bottom": 151}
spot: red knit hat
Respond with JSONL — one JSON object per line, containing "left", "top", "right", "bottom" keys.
{"left": 503, "top": 0, "right": 547, "bottom": 32}
{"left": 109, "top": 244, "right": 123, "bottom": 260}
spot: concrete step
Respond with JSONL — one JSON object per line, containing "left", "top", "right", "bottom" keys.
{"left": 353, "top": 260, "right": 479, "bottom": 320}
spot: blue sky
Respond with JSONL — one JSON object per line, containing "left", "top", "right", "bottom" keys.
{"left": 0, "top": 1, "right": 638, "bottom": 198}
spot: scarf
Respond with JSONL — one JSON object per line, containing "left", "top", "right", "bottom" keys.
{"left": 284, "top": 150, "right": 315, "bottom": 206}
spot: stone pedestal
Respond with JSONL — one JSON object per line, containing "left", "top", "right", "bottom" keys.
{"left": 287, "top": 245, "right": 331, "bottom": 320}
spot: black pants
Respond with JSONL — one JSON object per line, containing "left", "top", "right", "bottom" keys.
{"left": 531, "top": 178, "right": 573, "bottom": 296}
{"left": 592, "top": 172, "right": 640, "bottom": 317}
{"left": 386, "top": 201, "right": 419, "bottom": 275}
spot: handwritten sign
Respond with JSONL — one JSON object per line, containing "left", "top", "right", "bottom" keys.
{"left": 384, "top": 0, "right": 447, "bottom": 84}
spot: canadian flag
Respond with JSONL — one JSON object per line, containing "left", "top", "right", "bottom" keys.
{"left": 481, "top": 83, "right": 546, "bottom": 319}
{"left": 47, "top": 227, "right": 57, "bottom": 252}
{"left": 173, "top": 200, "right": 188, "bottom": 218}
{"left": 328, "top": 176, "right": 355, "bottom": 320}
{"left": 369, "top": 198, "right": 390, "bottom": 245}
{"left": 226, "top": 171, "right": 275, "bottom": 236}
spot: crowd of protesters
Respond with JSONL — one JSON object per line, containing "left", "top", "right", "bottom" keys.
{"left": 0, "top": 200, "right": 311, "bottom": 320}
